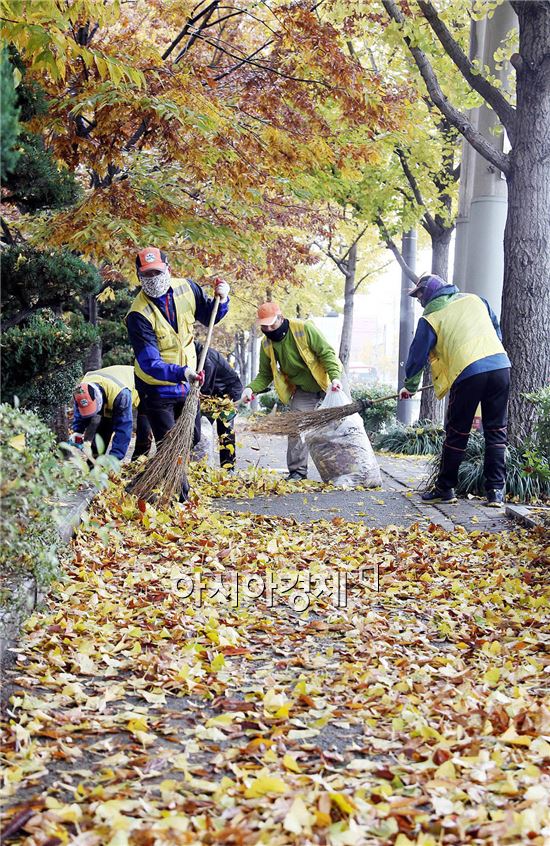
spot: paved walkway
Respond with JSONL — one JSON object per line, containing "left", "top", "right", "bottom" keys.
{"left": 214, "top": 425, "right": 512, "bottom": 533}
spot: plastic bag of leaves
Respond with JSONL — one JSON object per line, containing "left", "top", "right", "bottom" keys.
{"left": 304, "top": 390, "right": 381, "bottom": 488}
{"left": 190, "top": 416, "right": 215, "bottom": 466}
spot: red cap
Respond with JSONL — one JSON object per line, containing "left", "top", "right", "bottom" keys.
{"left": 74, "top": 383, "right": 99, "bottom": 417}
{"left": 136, "top": 247, "right": 168, "bottom": 273}
{"left": 257, "top": 301, "right": 282, "bottom": 326}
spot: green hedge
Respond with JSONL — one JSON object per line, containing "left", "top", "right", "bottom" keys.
{"left": 0, "top": 404, "right": 114, "bottom": 588}
{"left": 351, "top": 384, "right": 395, "bottom": 435}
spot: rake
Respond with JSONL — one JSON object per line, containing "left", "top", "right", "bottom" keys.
{"left": 243, "top": 384, "right": 434, "bottom": 437}
{"left": 128, "top": 295, "right": 221, "bottom": 506}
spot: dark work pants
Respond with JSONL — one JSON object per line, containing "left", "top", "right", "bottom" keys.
{"left": 132, "top": 412, "right": 155, "bottom": 460}
{"left": 206, "top": 415, "right": 236, "bottom": 470}
{"left": 438, "top": 368, "right": 510, "bottom": 493}
{"left": 89, "top": 416, "right": 113, "bottom": 457}
{"left": 136, "top": 393, "right": 202, "bottom": 498}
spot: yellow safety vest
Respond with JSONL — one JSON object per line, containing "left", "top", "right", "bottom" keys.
{"left": 82, "top": 365, "right": 139, "bottom": 417}
{"left": 424, "top": 294, "right": 506, "bottom": 398}
{"left": 127, "top": 280, "right": 197, "bottom": 386}
{"left": 263, "top": 319, "right": 333, "bottom": 405}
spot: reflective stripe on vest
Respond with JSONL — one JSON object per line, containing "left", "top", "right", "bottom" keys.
{"left": 262, "top": 319, "right": 334, "bottom": 405}
{"left": 423, "top": 294, "right": 506, "bottom": 398}
{"left": 83, "top": 365, "right": 139, "bottom": 417}
{"left": 127, "top": 280, "right": 197, "bottom": 386}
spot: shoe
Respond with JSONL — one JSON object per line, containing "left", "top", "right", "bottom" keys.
{"left": 484, "top": 489, "right": 505, "bottom": 507}
{"left": 286, "top": 471, "right": 307, "bottom": 481}
{"left": 421, "top": 487, "right": 457, "bottom": 504}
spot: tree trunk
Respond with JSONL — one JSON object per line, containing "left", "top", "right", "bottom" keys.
{"left": 338, "top": 241, "right": 357, "bottom": 374}
{"left": 84, "top": 294, "right": 102, "bottom": 371}
{"left": 501, "top": 2, "right": 550, "bottom": 444}
{"left": 419, "top": 227, "right": 452, "bottom": 423}
{"left": 52, "top": 404, "right": 69, "bottom": 442}
{"left": 248, "top": 325, "right": 259, "bottom": 411}
{"left": 234, "top": 330, "right": 247, "bottom": 380}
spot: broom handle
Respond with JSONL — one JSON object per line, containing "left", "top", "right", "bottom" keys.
{"left": 197, "top": 295, "right": 221, "bottom": 372}
{"left": 369, "top": 383, "right": 434, "bottom": 405}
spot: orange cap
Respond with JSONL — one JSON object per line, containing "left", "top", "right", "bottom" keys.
{"left": 257, "top": 301, "right": 282, "bottom": 326}
{"left": 136, "top": 247, "right": 167, "bottom": 273}
{"left": 74, "top": 383, "right": 99, "bottom": 417}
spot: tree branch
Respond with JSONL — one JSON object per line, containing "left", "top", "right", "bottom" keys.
{"left": 162, "top": 0, "right": 219, "bottom": 60}
{"left": 417, "top": 0, "right": 516, "bottom": 141}
{"left": 395, "top": 147, "right": 438, "bottom": 234}
{"left": 353, "top": 260, "right": 392, "bottom": 293}
{"left": 375, "top": 216, "right": 419, "bottom": 283}
{"left": 174, "top": 1, "right": 220, "bottom": 61}
{"left": 381, "top": 0, "right": 511, "bottom": 177}
{"left": 192, "top": 31, "right": 331, "bottom": 87}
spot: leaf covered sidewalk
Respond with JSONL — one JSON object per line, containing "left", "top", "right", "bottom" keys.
{"left": 1, "top": 469, "right": 550, "bottom": 846}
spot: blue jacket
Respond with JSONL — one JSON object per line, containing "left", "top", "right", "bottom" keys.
{"left": 72, "top": 387, "right": 133, "bottom": 460}
{"left": 126, "top": 282, "right": 229, "bottom": 401}
{"left": 404, "top": 285, "right": 510, "bottom": 393}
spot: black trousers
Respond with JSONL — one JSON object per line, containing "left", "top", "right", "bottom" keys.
{"left": 205, "top": 415, "right": 236, "bottom": 470}
{"left": 89, "top": 416, "right": 113, "bottom": 457}
{"left": 438, "top": 368, "right": 510, "bottom": 492}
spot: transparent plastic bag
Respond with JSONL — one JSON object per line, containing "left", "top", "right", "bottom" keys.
{"left": 304, "top": 390, "right": 381, "bottom": 488}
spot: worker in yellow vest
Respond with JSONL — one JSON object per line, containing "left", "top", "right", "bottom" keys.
{"left": 241, "top": 301, "right": 343, "bottom": 480}
{"left": 126, "top": 248, "right": 229, "bottom": 492}
{"left": 70, "top": 365, "right": 149, "bottom": 461}
{"left": 399, "top": 274, "right": 511, "bottom": 507}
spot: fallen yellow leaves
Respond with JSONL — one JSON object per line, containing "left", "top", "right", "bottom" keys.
{"left": 1, "top": 472, "right": 549, "bottom": 845}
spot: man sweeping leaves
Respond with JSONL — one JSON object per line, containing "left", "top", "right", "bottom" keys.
{"left": 241, "top": 302, "right": 343, "bottom": 480}
{"left": 399, "top": 274, "right": 511, "bottom": 507}
{"left": 126, "top": 247, "right": 230, "bottom": 498}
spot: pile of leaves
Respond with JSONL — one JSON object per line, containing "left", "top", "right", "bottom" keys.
{"left": 376, "top": 422, "right": 445, "bottom": 456}
{"left": 1, "top": 475, "right": 549, "bottom": 844}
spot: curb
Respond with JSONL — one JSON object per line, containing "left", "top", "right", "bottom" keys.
{"left": 505, "top": 504, "right": 547, "bottom": 529}
{"left": 0, "top": 485, "right": 98, "bottom": 671}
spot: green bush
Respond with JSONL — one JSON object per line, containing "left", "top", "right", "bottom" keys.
{"left": 0, "top": 405, "right": 116, "bottom": 589}
{"left": 0, "top": 47, "right": 20, "bottom": 180}
{"left": 375, "top": 421, "right": 444, "bottom": 455}
{"left": 525, "top": 386, "right": 550, "bottom": 460}
{"left": 4, "top": 131, "right": 81, "bottom": 211}
{"left": 258, "top": 390, "right": 288, "bottom": 413}
{"left": 351, "top": 384, "right": 395, "bottom": 434}
{"left": 1, "top": 311, "right": 100, "bottom": 427}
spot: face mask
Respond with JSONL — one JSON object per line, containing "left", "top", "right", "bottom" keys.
{"left": 262, "top": 318, "right": 289, "bottom": 342}
{"left": 140, "top": 270, "right": 171, "bottom": 298}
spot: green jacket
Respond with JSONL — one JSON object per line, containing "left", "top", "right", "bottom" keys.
{"left": 249, "top": 321, "right": 341, "bottom": 395}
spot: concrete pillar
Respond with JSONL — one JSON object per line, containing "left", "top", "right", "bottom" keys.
{"left": 397, "top": 230, "right": 417, "bottom": 425}
{"left": 453, "top": 1, "right": 516, "bottom": 318}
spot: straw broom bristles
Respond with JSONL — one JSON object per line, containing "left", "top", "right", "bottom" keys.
{"left": 244, "top": 399, "right": 366, "bottom": 437}
{"left": 128, "top": 382, "right": 200, "bottom": 506}
{"left": 127, "top": 294, "right": 221, "bottom": 506}
{"left": 243, "top": 385, "right": 434, "bottom": 437}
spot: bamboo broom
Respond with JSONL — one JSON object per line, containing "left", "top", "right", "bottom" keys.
{"left": 128, "top": 295, "right": 221, "bottom": 506}
{"left": 244, "top": 384, "right": 434, "bottom": 437}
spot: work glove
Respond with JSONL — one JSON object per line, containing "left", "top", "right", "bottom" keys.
{"left": 241, "top": 387, "right": 255, "bottom": 404}
{"left": 68, "top": 433, "right": 85, "bottom": 450}
{"left": 213, "top": 278, "right": 230, "bottom": 303}
{"left": 184, "top": 366, "right": 205, "bottom": 386}
{"left": 399, "top": 387, "right": 413, "bottom": 400}
{"left": 331, "top": 378, "right": 342, "bottom": 392}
